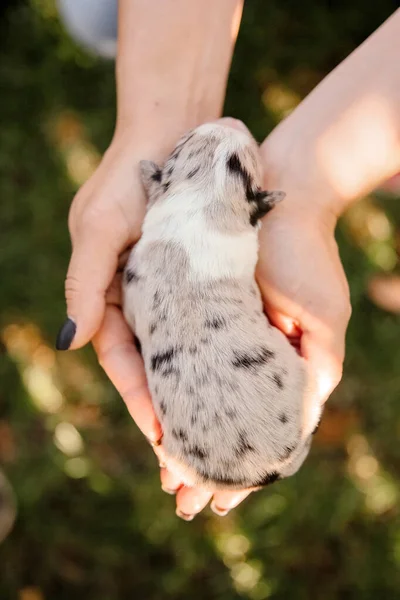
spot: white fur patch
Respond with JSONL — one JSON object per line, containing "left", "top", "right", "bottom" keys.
{"left": 140, "top": 191, "right": 259, "bottom": 281}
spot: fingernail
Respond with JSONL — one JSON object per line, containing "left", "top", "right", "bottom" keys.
{"left": 210, "top": 501, "right": 230, "bottom": 517}
{"left": 161, "top": 486, "right": 178, "bottom": 495}
{"left": 176, "top": 509, "right": 195, "bottom": 521}
{"left": 56, "top": 317, "right": 76, "bottom": 350}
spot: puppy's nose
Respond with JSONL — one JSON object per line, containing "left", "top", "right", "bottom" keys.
{"left": 215, "top": 117, "right": 250, "bottom": 134}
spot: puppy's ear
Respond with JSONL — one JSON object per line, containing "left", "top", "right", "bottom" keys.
{"left": 139, "top": 160, "right": 162, "bottom": 196}
{"left": 256, "top": 190, "right": 285, "bottom": 207}
{"left": 250, "top": 190, "right": 286, "bottom": 226}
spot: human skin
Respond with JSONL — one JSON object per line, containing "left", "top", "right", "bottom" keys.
{"left": 58, "top": 4, "right": 400, "bottom": 518}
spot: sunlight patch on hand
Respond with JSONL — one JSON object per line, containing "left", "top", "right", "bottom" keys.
{"left": 317, "top": 95, "right": 400, "bottom": 201}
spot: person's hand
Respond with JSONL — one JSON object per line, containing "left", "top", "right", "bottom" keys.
{"left": 257, "top": 136, "right": 352, "bottom": 420}
{"left": 57, "top": 133, "right": 165, "bottom": 446}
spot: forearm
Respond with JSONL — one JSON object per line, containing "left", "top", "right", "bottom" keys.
{"left": 261, "top": 9, "right": 400, "bottom": 218}
{"left": 115, "top": 0, "right": 243, "bottom": 159}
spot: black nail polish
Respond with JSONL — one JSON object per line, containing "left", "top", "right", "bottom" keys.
{"left": 56, "top": 318, "right": 76, "bottom": 350}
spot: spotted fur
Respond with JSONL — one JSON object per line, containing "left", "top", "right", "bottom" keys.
{"left": 122, "top": 123, "right": 319, "bottom": 491}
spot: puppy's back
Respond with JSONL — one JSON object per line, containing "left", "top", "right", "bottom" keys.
{"left": 124, "top": 239, "right": 306, "bottom": 490}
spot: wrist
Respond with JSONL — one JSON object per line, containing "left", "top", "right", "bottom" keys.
{"left": 114, "top": 1, "right": 243, "bottom": 160}
{"left": 113, "top": 99, "right": 215, "bottom": 164}
{"left": 260, "top": 124, "right": 347, "bottom": 228}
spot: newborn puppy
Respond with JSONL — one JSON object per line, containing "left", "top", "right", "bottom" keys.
{"left": 123, "top": 122, "right": 320, "bottom": 491}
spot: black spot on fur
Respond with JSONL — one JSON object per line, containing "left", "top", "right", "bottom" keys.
{"left": 187, "top": 166, "right": 200, "bottom": 178}
{"left": 159, "top": 400, "right": 167, "bottom": 416}
{"left": 161, "top": 367, "right": 180, "bottom": 378}
{"left": 227, "top": 152, "right": 249, "bottom": 185}
{"left": 163, "top": 181, "right": 170, "bottom": 193}
{"left": 257, "top": 471, "right": 280, "bottom": 487}
{"left": 187, "top": 386, "right": 195, "bottom": 395}
{"left": 190, "top": 414, "right": 198, "bottom": 426}
{"left": 149, "top": 322, "right": 157, "bottom": 335}
{"left": 189, "top": 445, "right": 208, "bottom": 460}
{"left": 235, "top": 431, "right": 255, "bottom": 457}
{"left": 225, "top": 408, "right": 237, "bottom": 419}
{"left": 273, "top": 373, "right": 284, "bottom": 389}
{"left": 227, "top": 152, "right": 261, "bottom": 203}
{"left": 279, "top": 413, "right": 288, "bottom": 424}
{"left": 172, "top": 428, "right": 188, "bottom": 442}
{"left": 151, "top": 168, "right": 162, "bottom": 182}
{"left": 200, "top": 337, "right": 209, "bottom": 344}
{"left": 134, "top": 336, "right": 142, "bottom": 355}
{"left": 125, "top": 268, "right": 140, "bottom": 283}
{"left": 189, "top": 346, "right": 197, "bottom": 355}
{"left": 167, "top": 166, "right": 174, "bottom": 176}
{"left": 232, "top": 348, "right": 274, "bottom": 369}
{"left": 205, "top": 317, "right": 226, "bottom": 330}
{"left": 209, "top": 473, "right": 245, "bottom": 487}
{"left": 151, "top": 347, "right": 177, "bottom": 372}
{"left": 178, "top": 429, "right": 188, "bottom": 442}
{"left": 153, "top": 291, "right": 162, "bottom": 309}
{"left": 280, "top": 445, "right": 296, "bottom": 460}
{"left": 154, "top": 385, "right": 159, "bottom": 394}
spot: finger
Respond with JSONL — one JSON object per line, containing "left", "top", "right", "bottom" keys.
{"left": 175, "top": 487, "right": 213, "bottom": 521}
{"left": 93, "top": 305, "right": 162, "bottom": 444}
{"left": 263, "top": 305, "right": 302, "bottom": 338}
{"left": 300, "top": 329, "right": 344, "bottom": 438}
{"left": 210, "top": 489, "right": 253, "bottom": 516}
{"left": 160, "top": 468, "right": 184, "bottom": 495}
{"left": 105, "top": 273, "right": 123, "bottom": 307}
{"left": 117, "top": 245, "right": 134, "bottom": 272}
{"left": 57, "top": 220, "right": 129, "bottom": 350}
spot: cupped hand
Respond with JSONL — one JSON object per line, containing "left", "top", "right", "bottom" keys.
{"left": 256, "top": 189, "right": 352, "bottom": 415}
{"left": 61, "top": 134, "right": 147, "bottom": 350}
{"left": 60, "top": 134, "right": 163, "bottom": 447}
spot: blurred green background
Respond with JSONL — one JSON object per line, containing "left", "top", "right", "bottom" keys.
{"left": 1, "top": 1, "right": 400, "bottom": 598}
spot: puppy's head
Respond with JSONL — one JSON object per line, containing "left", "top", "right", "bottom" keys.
{"left": 140, "top": 121, "right": 285, "bottom": 228}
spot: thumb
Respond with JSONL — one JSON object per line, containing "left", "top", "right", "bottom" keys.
{"left": 56, "top": 224, "right": 128, "bottom": 350}
{"left": 300, "top": 328, "right": 345, "bottom": 437}
{"left": 301, "top": 330, "right": 344, "bottom": 406}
